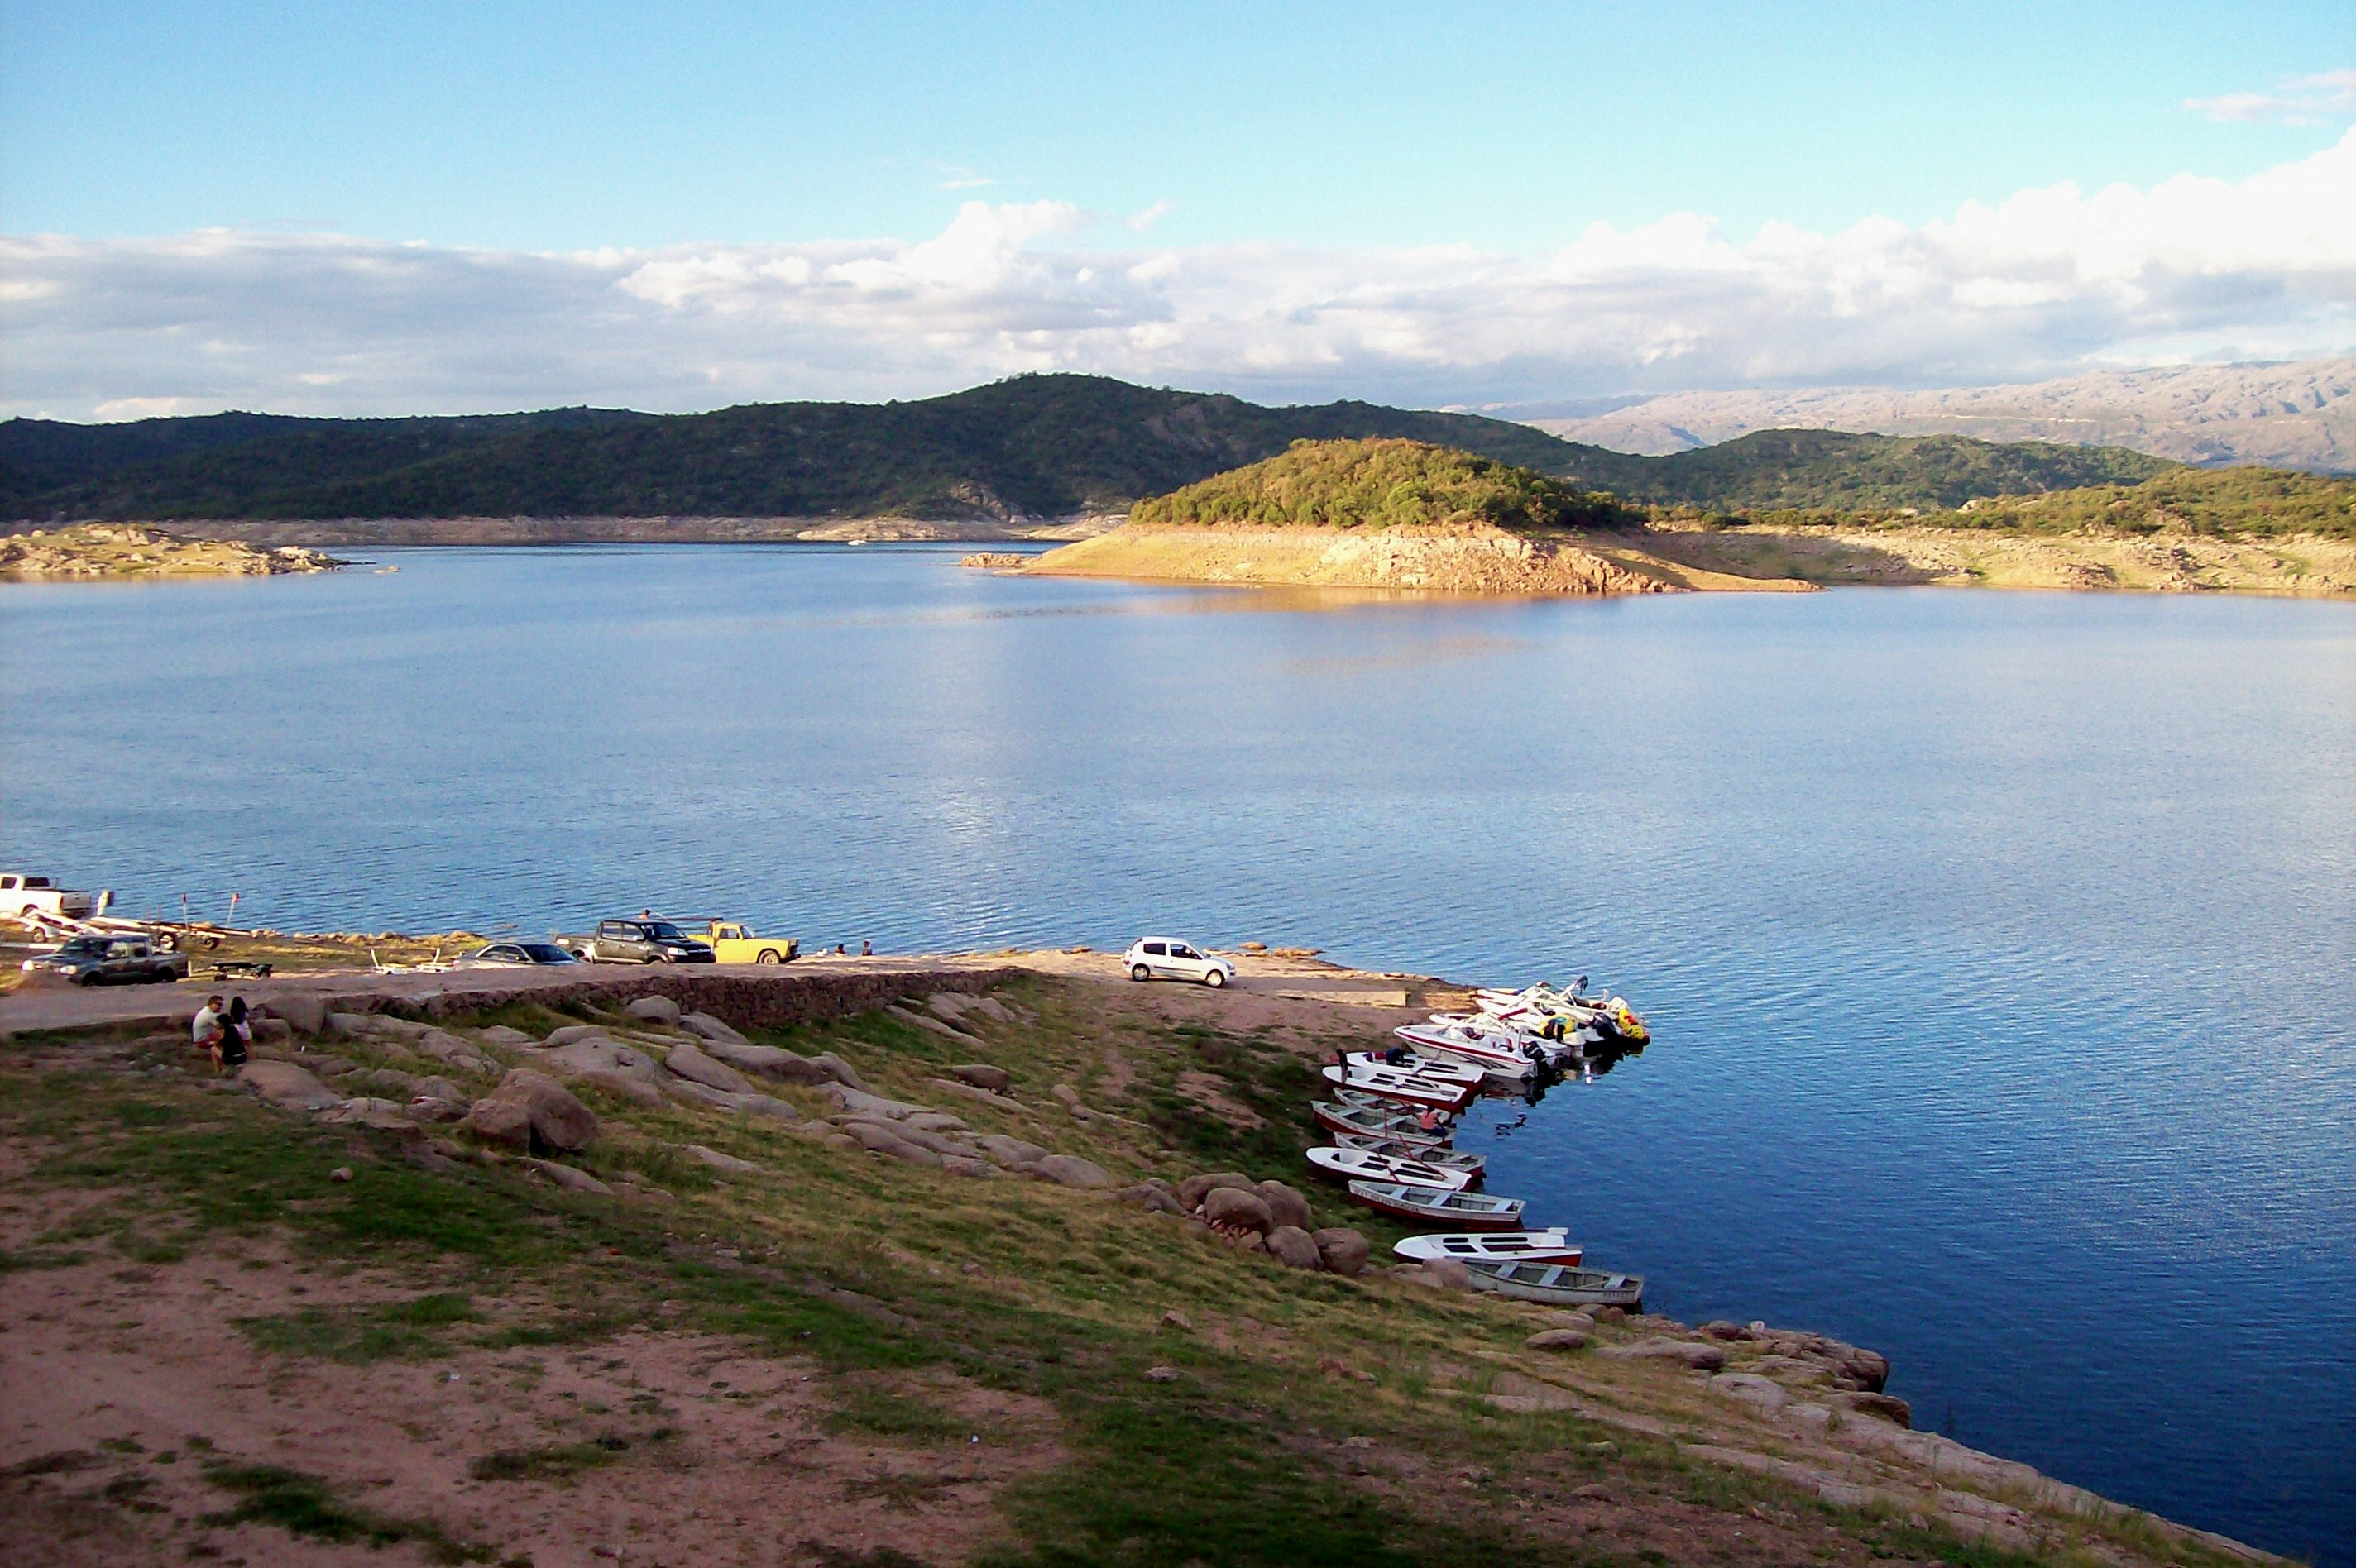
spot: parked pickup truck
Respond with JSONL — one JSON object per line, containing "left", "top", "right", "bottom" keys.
{"left": 1, "top": 872, "right": 100, "bottom": 922}
{"left": 557, "top": 919, "right": 716, "bottom": 964}
{"left": 21, "top": 932, "right": 189, "bottom": 987}
{"left": 685, "top": 920, "right": 798, "bottom": 965}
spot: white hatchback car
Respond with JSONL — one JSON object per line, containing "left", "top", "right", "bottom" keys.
{"left": 1123, "top": 937, "right": 1237, "bottom": 987}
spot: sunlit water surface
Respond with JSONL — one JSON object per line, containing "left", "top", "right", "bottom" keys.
{"left": 5, "top": 545, "right": 2352, "bottom": 1561}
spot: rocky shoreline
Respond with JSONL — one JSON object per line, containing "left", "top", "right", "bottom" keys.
{"left": 0, "top": 523, "right": 344, "bottom": 580}
{"left": 1016, "top": 519, "right": 2356, "bottom": 597}
{"left": 0, "top": 948, "right": 2289, "bottom": 1566}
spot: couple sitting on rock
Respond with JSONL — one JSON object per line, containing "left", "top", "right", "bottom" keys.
{"left": 191, "top": 994, "right": 251, "bottom": 1073}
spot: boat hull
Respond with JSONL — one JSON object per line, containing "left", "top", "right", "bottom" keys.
{"left": 1312, "top": 1100, "right": 1454, "bottom": 1146}
{"left": 1464, "top": 1261, "right": 1645, "bottom": 1308}
{"left": 1319, "top": 1064, "right": 1474, "bottom": 1111}
{"left": 1306, "top": 1146, "right": 1472, "bottom": 1191}
{"left": 1345, "top": 1179, "right": 1525, "bottom": 1231}
{"left": 1391, "top": 1231, "right": 1581, "bottom": 1265}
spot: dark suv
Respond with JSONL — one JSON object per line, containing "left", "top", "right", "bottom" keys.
{"left": 21, "top": 933, "right": 191, "bottom": 987}
{"left": 561, "top": 920, "right": 716, "bottom": 964}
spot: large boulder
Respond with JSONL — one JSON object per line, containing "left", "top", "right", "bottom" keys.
{"left": 1597, "top": 1338, "right": 1727, "bottom": 1373}
{"left": 1178, "top": 1171, "right": 1254, "bottom": 1210}
{"left": 533, "top": 1036, "right": 663, "bottom": 1085}
{"left": 1525, "top": 1329, "right": 1592, "bottom": 1353}
{"left": 1709, "top": 1373, "right": 1789, "bottom": 1413}
{"left": 470, "top": 1068, "right": 597, "bottom": 1154}
{"left": 476, "top": 1025, "right": 535, "bottom": 1049}
{"left": 1311, "top": 1228, "right": 1371, "bottom": 1276}
{"left": 544, "top": 1023, "right": 609, "bottom": 1048}
{"left": 680, "top": 1011, "right": 749, "bottom": 1046}
{"left": 1027, "top": 1154, "right": 1113, "bottom": 1188}
{"left": 951, "top": 1064, "right": 1013, "bottom": 1093}
{"left": 808, "top": 1053, "right": 867, "bottom": 1091}
{"left": 820, "top": 1083, "right": 929, "bottom": 1119}
{"left": 264, "top": 993, "right": 329, "bottom": 1037}
{"left": 663, "top": 1040, "right": 754, "bottom": 1095}
{"left": 1264, "top": 1226, "right": 1323, "bottom": 1269}
{"left": 1422, "top": 1257, "right": 1474, "bottom": 1292}
{"left": 1830, "top": 1390, "right": 1913, "bottom": 1427}
{"left": 406, "top": 1076, "right": 471, "bottom": 1122}
{"left": 1255, "top": 1180, "right": 1313, "bottom": 1232}
{"left": 1114, "top": 1183, "right": 1186, "bottom": 1216}
{"left": 239, "top": 1060, "right": 340, "bottom": 1113}
{"left": 1203, "top": 1186, "right": 1275, "bottom": 1233}
{"left": 461, "top": 1097, "right": 534, "bottom": 1152}
{"left": 624, "top": 995, "right": 682, "bottom": 1026}
{"left": 977, "top": 1134, "right": 1049, "bottom": 1166}
{"left": 577, "top": 1068, "right": 665, "bottom": 1107}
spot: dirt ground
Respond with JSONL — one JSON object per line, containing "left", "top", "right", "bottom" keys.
{"left": 0, "top": 1232, "right": 1059, "bottom": 1568}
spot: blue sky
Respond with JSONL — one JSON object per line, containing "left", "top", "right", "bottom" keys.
{"left": 5, "top": 1, "right": 2349, "bottom": 251}
{"left": 2, "top": 2, "right": 2354, "bottom": 418}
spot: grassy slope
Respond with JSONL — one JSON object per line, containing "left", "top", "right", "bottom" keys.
{"left": 5, "top": 375, "right": 2182, "bottom": 524}
{"left": 0, "top": 977, "right": 2262, "bottom": 1568}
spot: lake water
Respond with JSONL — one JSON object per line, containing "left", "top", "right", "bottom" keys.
{"left": 5, "top": 544, "right": 2353, "bottom": 1561}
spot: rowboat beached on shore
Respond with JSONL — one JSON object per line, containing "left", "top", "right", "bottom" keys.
{"left": 1346, "top": 1180, "right": 1526, "bottom": 1230}
{"left": 1392, "top": 1231, "right": 1581, "bottom": 1265}
{"left": 1463, "top": 1260, "right": 1645, "bottom": 1308}
{"left": 1305, "top": 1145, "right": 1474, "bottom": 1191}
{"left": 1312, "top": 1097, "right": 1455, "bottom": 1145}
{"left": 1319, "top": 1061, "right": 1477, "bottom": 1111}
{"left": 1328, "top": 1131, "right": 1484, "bottom": 1176}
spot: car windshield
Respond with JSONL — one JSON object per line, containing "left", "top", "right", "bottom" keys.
{"left": 57, "top": 937, "right": 106, "bottom": 955}
{"left": 645, "top": 923, "right": 687, "bottom": 940}
{"left": 520, "top": 944, "right": 575, "bottom": 962}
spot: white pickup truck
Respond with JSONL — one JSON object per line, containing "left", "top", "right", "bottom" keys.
{"left": 0, "top": 873, "right": 101, "bottom": 922}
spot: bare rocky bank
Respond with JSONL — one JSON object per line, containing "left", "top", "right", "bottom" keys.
{"left": 0, "top": 523, "right": 343, "bottom": 580}
{"left": 1019, "top": 520, "right": 2356, "bottom": 597}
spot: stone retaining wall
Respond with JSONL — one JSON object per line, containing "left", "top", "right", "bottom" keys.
{"left": 304, "top": 968, "right": 1022, "bottom": 1035}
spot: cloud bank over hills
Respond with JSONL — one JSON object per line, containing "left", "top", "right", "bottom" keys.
{"left": 5, "top": 131, "right": 2354, "bottom": 424}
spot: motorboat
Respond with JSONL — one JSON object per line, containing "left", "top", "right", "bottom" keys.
{"left": 1463, "top": 1260, "right": 1645, "bottom": 1309}
{"left": 1305, "top": 1146, "right": 1473, "bottom": 1191}
{"left": 1313, "top": 1097, "right": 1454, "bottom": 1146}
{"left": 1339, "top": 1051, "right": 1483, "bottom": 1090}
{"left": 1345, "top": 1180, "right": 1526, "bottom": 1231}
{"left": 1328, "top": 1131, "right": 1482, "bottom": 1176}
{"left": 1391, "top": 1230, "right": 1581, "bottom": 1266}
{"left": 1393, "top": 1020, "right": 1539, "bottom": 1078}
{"left": 1319, "top": 1061, "right": 1477, "bottom": 1111}
{"left": 1477, "top": 982, "right": 1650, "bottom": 1047}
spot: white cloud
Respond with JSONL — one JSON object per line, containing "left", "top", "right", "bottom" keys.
{"left": 6, "top": 132, "right": 2356, "bottom": 419}
{"left": 1126, "top": 199, "right": 1175, "bottom": 232}
{"left": 2186, "top": 69, "right": 2356, "bottom": 125}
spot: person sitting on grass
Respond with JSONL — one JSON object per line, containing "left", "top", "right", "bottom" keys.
{"left": 192, "top": 994, "right": 226, "bottom": 1055}
{"left": 211, "top": 997, "right": 251, "bottom": 1074}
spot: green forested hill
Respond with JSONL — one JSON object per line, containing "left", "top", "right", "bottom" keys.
{"left": 1130, "top": 438, "right": 1640, "bottom": 530}
{"left": 1, "top": 373, "right": 2183, "bottom": 523}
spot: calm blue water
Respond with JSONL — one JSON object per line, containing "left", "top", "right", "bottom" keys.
{"left": 5, "top": 545, "right": 2353, "bottom": 1561}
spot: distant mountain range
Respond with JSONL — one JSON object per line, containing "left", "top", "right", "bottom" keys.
{"left": 1, "top": 374, "right": 2181, "bottom": 525}
{"left": 1516, "top": 358, "right": 2356, "bottom": 472}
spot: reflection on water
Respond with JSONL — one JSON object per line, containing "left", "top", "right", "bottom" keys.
{"left": 4, "top": 543, "right": 2353, "bottom": 1563}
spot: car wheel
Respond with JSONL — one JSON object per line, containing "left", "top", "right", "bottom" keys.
{"left": 649, "top": 954, "right": 672, "bottom": 964}
{"left": 1203, "top": 968, "right": 1227, "bottom": 988}
{"left": 1130, "top": 964, "right": 1152, "bottom": 982}
{"left": 756, "top": 949, "right": 781, "bottom": 964}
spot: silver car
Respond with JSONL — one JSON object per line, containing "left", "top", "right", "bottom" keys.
{"left": 21, "top": 933, "right": 190, "bottom": 987}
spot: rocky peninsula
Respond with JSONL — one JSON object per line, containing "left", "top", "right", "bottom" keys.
{"left": 0, "top": 941, "right": 2285, "bottom": 1567}
{"left": 0, "top": 523, "right": 343, "bottom": 581}
{"left": 1018, "top": 437, "right": 2356, "bottom": 598}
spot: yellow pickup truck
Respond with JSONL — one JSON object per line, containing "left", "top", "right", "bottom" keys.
{"left": 687, "top": 920, "right": 799, "bottom": 964}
